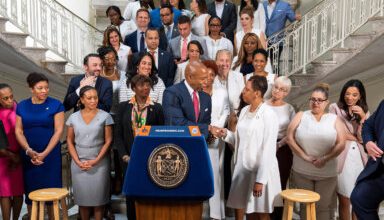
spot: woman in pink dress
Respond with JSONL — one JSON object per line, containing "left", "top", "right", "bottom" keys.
{"left": 0, "top": 83, "right": 23, "bottom": 220}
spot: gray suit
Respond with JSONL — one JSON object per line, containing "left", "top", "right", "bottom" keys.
{"left": 167, "top": 34, "right": 209, "bottom": 60}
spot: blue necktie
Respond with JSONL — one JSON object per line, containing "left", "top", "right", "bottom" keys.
{"left": 166, "top": 26, "right": 172, "bottom": 41}
{"left": 140, "top": 32, "right": 145, "bottom": 51}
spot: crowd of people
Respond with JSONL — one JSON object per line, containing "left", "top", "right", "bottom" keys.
{"left": 0, "top": 0, "right": 383, "bottom": 220}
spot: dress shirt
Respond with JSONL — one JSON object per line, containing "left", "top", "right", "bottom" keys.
{"left": 267, "top": 1, "right": 276, "bottom": 19}
{"left": 184, "top": 80, "right": 199, "bottom": 104}
{"left": 147, "top": 48, "right": 159, "bottom": 68}
{"left": 215, "top": 1, "right": 225, "bottom": 19}
{"left": 180, "top": 34, "right": 191, "bottom": 56}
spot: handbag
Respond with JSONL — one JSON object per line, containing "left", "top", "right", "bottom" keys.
{"left": 0, "top": 120, "right": 9, "bottom": 149}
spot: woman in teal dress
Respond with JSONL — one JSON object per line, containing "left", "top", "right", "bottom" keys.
{"left": 15, "top": 72, "right": 65, "bottom": 218}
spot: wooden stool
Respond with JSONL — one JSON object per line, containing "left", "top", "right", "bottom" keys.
{"left": 280, "top": 189, "right": 320, "bottom": 220}
{"left": 29, "top": 188, "right": 69, "bottom": 220}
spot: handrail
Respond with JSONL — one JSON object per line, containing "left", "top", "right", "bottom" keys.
{"left": 0, "top": 0, "right": 103, "bottom": 70}
{"left": 267, "top": 0, "right": 384, "bottom": 76}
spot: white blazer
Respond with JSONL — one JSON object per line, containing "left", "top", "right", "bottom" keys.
{"left": 211, "top": 76, "right": 230, "bottom": 128}
{"left": 224, "top": 104, "right": 279, "bottom": 184}
{"left": 227, "top": 70, "right": 245, "bottom": 112}
{"left": 174, "top": 61, "right": 188, "bottom": 84}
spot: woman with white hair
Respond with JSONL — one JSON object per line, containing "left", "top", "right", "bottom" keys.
{"left": 266, "top": 76, "right": 295, "bottom": 220}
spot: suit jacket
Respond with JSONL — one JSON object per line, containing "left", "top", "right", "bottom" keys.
{"left": 63, "top": 75, "right": 113, "bottom": 112}
{"left": 263, "top": 0, "right": 296, "bottom": 38}
{"left": 162, "top": 81, "right": 212, "bottom": 138}
{"left": 207, "top": 0, "right": 237, "bottom": 43}
{"left": 356, "top": 100, "right": 384, "bottom": 183}
{"left": 124, "top": 30, "right": 168, "bottom": 53}
{"left": 150, "top": 7, "right": 182, "bottom": 28}
{"left": 167, "top": 34, "right": 209, "bottom": 60}
{"left": 114, "top": 101, "right": 164, "bottom": 157}
{"left": 159, "top": 24, "right": 180, "bottom": 48}
{"left": 131, "top": 49, "right": 177, "bottom": 87}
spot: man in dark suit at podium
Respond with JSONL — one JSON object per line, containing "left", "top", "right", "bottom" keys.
{"left": 162, "top": 61, "right": 212, "bottom": 138}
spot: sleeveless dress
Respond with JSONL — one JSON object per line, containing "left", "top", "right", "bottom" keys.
{"left": 329, "top": 103, "right": 368, "bottom": 197}
{"left": 66, "top": 110, "right": 114, "bottom": 206}
{"left": 293, "top": 111, "right": 338, "bottom": 177}
{"left": 16, "top": 97, "right": 64, "bottom": 204}
{"left": 0, "top": 103, "right": 24, "bottom": 197}
{"left": 191, "top": 13, "right": 210, "bottom": 37}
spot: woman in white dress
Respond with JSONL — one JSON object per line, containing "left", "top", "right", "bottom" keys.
{"left": 217, "top": 75, "right": 281, "bottom": 220}
{"left": 119, "top": 52, "right": 165, "bottom": 104}
{"left": 202, "top": 60, "right": 230, "bottom": 220}
{"left": 287, "top": 84, "right": 346, "bottom": 220}
{"left": 235, "top": 6, "right": 267, "bottom": 54}
{"left": 204, "top": 16, "right": 234, "bottom": 60}
{"left": 328, "top": 79, "right": 369, "bottom": 220}
{"left": 236, "top": 0, "right": 266, "bottom": 33}
{"left": 266, "top": 76, "right": 295, "bottom": 220}
{"left": 103, "top": 26, "right": 132, "bottom": 73}
{"left": 245, "top": 49, "right": 275, "bottom": 99}
{"left": 106, "top": 6, "right": 136, "bottom": 40}
{"left": 174, "top": 40, "right": 203, "bottom": 84}
{"left": 190, "top": 0, "right": 210, "bottom": 37}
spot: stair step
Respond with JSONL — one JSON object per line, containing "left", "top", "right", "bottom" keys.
{"left": 289, "top": 73, "right": 318, "bottom": 87}
{"left": 330, "top": 48, "right": 356, "bottom": 63}
{"left": 20, "top": 47, "right": 48, "bottom": 64}
{"left": 345, "top": 32, "right": 375, "bottom": 49}
{"left": 41, "top": 60, "right": 67, "bottom": 74}
{"left": 0, "top": 17, "right": 9, "bottom": 32}
{"left": 311, "top": 60, "right": 337, "bottom": 65}
{"left": 0, "top": 32, "right": 28, "bottom": 48}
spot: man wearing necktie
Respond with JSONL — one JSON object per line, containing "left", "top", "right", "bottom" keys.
{"left": 162, "top": 61, "right": 212, "bottom": 139}
{"left": 159, "top": 4, "right": 180, "bottom": 43}
{"left": 130, "top": 28, "right": 177, "bottom": 87}
{"left": 124, "top": 8, "right": 151, "bottom": 53}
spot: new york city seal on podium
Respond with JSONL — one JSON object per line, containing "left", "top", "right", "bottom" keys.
{"left": 148, "top": 143, "right": 189, "bottom": 189}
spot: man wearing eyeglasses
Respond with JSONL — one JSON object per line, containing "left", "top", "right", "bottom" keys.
{"left": 159, "top": 3, "right": 180, "bottom": 45}
{"left": 351, "top": 100, "right": 384, "bottom": 219}
{"left": 150, "top": 2, "right": 181, "bottom": 28}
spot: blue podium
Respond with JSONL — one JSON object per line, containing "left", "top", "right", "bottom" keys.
{"left": 123, "top": 126, "right": 214, "bottom": 220}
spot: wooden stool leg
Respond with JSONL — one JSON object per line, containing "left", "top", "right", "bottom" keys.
{"left": 53, "top": 200, "right": 60, "bottom": 220}
{"left": 282, "top": 200, "right": 294, "bottom": 220}
{"left": 39, "top": 201, "right": 45, "bottom": 220}
{"left": 61, "top": 198, "right": 68, "bottom": 220}
{"left": 310, "top": 202, "right": 316, "bottom": 220}
{"left": 31, "top": 201, "right": 38, "bottom": 220}
{"left": 306, "top": 203, "right": 311, "bottom": 220}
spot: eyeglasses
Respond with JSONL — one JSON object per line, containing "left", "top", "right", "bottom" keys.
{"left": 272, "top": 86, "right": 287, "bottom": 93}
{"left": 309, "top": 98, "right": 327, "bottom": 104}
{"left": 209, "top": 24, "right": 221, "bottom": 27}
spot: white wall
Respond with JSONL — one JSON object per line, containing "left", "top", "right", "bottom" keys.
{"left": 56, "top": 0, "right": 96, "bottom": 26}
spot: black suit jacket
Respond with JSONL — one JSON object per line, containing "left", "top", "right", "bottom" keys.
{"left": 207, "top": 0, "right": 237, "bottom": 43}
{"left": 63, "top": 75, "right": 113, "bottom": 112}
{"left": 131, "top": 49, "right": 177, "bottom": 87}
{"left": 114, "top": 101, "right": 164, "bottom": 157}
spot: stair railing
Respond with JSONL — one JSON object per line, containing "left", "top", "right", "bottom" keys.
{"left": 0, "top": 0, "right": 103, "bottom": 71}
{"left": 267, "top": 0, "right": 384, "bottom": 76}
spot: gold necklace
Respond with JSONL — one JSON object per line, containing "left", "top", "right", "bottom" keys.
{"left": 102, "top": 68, "right": 116, "bottom": 78}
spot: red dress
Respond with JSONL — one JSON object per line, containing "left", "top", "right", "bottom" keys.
{"left": 0, "top": 103, "right": 24, "bottom": 196}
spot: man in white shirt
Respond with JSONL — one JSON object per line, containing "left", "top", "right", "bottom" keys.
{"left": 167, "top": 15, "right": 209, "bottom": 63}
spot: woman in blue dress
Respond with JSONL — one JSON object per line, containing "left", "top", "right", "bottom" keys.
{"left": 15, "top": 72, "right": 65, "bottom": 218}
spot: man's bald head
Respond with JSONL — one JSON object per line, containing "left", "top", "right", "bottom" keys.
{"left": 185, "top": 61, "right": 208, "bottom": 91}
